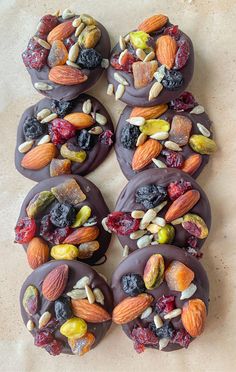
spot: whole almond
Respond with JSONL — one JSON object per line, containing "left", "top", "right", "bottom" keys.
{"left": 132, "top": 139, "right": 162, "bottom": 171}
{"left": 112, "top": 294, "right": 153, "bottom": 324}
{"left": 156, "top": 35, "right": 177, "bottom": 70}
{"left": 49, "top": 65, "right": 88, "bottom": 85}
{"left": 42, "top": 264, "right": 69, "bottom": 301}
{"left": 63, "top": 226, "right": 99, "bottom": 245}
{"left": 181, "top": 299, "right": 207, "bottom": 337}
{"left": 71, "top": 299, "right": 111, "bottom": 323}
{"left": 138, "top": 14, "right": 168, "bottom": 33}
{"left": 21, "top": 143, "right": 57, "bottom": 170}
{"left": 47, "top": 21, "right": 75, "bottom": 44}
{"left": 165, "top": 190, "right": 200, "bottom": 222}
{"left": 130, "top": 104, "right": 168, "bottom": 120}
{"left": 27, "top": 237, "right": 49, "bottom": 269}
{"left": 182, "top": 154, "right": 203, "bottom": 175}
{"left": 64, "top": 112, "right": 94, "bottom": 129}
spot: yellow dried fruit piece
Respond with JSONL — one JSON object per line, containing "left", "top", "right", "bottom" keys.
{"left": 61, "top": 143, "right": 87, "bottom": 163}
{"left": 140, "top": 119, "right": 170, "bottom": 135}
{"left": 60, "top": 317, "right": 87, "bottom": 339}
{"left": 182, "top": 213, "right": 208, "bottom": 239}
{"left": 130, "top": 31, "right": 150, "bottom": 49}
{"left": 143, "top": 254, "right": 165, "bottom": 290}
{"left": 68, "top": 332, "right": 95, "bottom": 355}
{"left": 51, "top": 244, "right": 79, "bottom": 260}
{"left": 47, "top": 40, "right": 68, "bottom": 68}
{"left": 189, "top": 135, "right": 217, "bottom": 155}
{"left": 157, "top": 224, "right": 175, "bottom": 244}
{"left": 72, "top": 206, "right": 92, "bottom": 228}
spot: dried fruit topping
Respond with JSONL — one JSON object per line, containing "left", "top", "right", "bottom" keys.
{"left": 54, "top": 296, "right": 72, "bottom": 322}
{"left": 78, "top": 25, "right": 101, "bottom": 49}
{"left": 161, "top": 149, "right": 184, "bottom": 168}
{"left": 135, "top": 184, "right": 167, "bottom": 209}
{"left": 112, "top": 294, "right": 154, "bottom": 324}
{"left": 51, "top": 179, "right": 86, "bottom": 207}
{"left": 169, "top": 115, "right": 192, "bottom": 146}
{"left": 34, "top": 330, "right": 54, "bottom": 347}
{"left": 143, "top": 254, "right": 165, "bottom": 290}
{"left": 165, "top": 189, "right": 200, "bottom": 222}
{"left": 71, "top": 299, "right": 111, "bottom": 323}
{"left": 49, "top": 118, "right": 76, "bottom": 145}
{"left": 50, "top": 158, "right": 71, "bottom": 177}
{"left": 68, "top": 332, "right": 95, "bottom": 356}
{"left": 132, "top": 61, "right": 158, "bottom": 89}
{"left": 132, "top": 139, "right": 162, "bottom": 171}
{"left": 171, "top": 328, "right": 191, "bottom": 348}
{"left": 26, "top": 191, "right": 55, "bottom": 218}
{"left": 130, "top": 31, "right": 150, "bottom": 49}
{"left": 138, "top": 14, "right": 168, "bottom": 33}
{"left": 182, "top": 214, "right": 208, "bottom": 239}
{"left": 45, "top": 339, "right": 63, "bottom": 356}
{"left": 42, "top": 264, "right": 69, "bottom": 301}
{"left": 170, "top": 91, "right": 195, "bottom": 111}
{"left": 120, "top": 124, "right": 140, "bottom": 149}
{"left": 50, "top": 203, "right": 76, "bottom": 228}
{"left": 99, "top": 130, "right": 113, "bottom": 145}
{"left": 156, "top": 35, "right": 177, "bottom": 70}
{"left": 189, "top": 135, "right": 217, "bottom": 155}
{"left": 51, "top": 99, "right": 73, "bottom": 117}
{"left": 167, "top": 179, "right": 192, "bottom": 200}
{"left": 78, "top": 130, "right": 95, "bottom": 150}
{"left": 23, "top": 117, "right": 46, "bottom": 140}
{"left": 175, "top": 39, "right": 190, "bottom": 70}
{"left": 27, "top": 237, "right": 49, "bottom": 269}
{"left": 53, "top": 227, "right": 73, "bottom": 244}
{"left": 72, "top": 206, "right": 91, "bottom": 228}
{"left": 131, "top": 327, "right": 158, "bottom": 353}
{"left": 155, "top": 295, "right": 175, "bottom": 315}
{"left": 164, "top": 25, "right": 180, "bottom": 40}
{"left": 106, "top": 212, "right": 140, "bottom": 236}
{"left": 111, "top": 52, "right": 137, "bottom": 73}
{"left": 37, "top": 14, "right": 59, "bottom": 35}
{"left": 47, "top": 40, "right": 68, "bottom": 68}
{"left": 77, "top": 48, "right": 103, "bottom": 69}
{"left": 162, "top": 68, "right": 184, "bottom": 90}
{"left": 23, "top": 285, "right": 39, "bottom": 315}
{"left": 60, "top": 317, "right": 87, "bottom": 339}
{"left": 140, "top": 119, "right": 170, "bottom": 135}
{"left": 15, "top": 217, "right": 36, "bottom": 243}
{"left": 22, "top": 37, "right": 49, "bottom": 70}
{"left": 121, "top": 273, "right": 146, "bottom": 296}
{"left": 150, "top": 321, "right": 175, "bottom": 339}
{"left": 157, "top": 224, "right": 175, "bottom": 244}
{"left": 165, "top": 261, "right": 194, "bottom": 291}
{"left": 63, "top": 226, "right": 99, "bottom": 245}
{"left": 181, "top": 299, "right": 206, "bottom": 337}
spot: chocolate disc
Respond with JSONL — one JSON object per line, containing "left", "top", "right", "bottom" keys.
{"left": 20, "top": 260, "right": 113, "bottom": 355}
{"left": 112, "top": 245, "right": 209, "bottom": 352}
{"left": 15, "top": 94, "right": 114, "bottom": 182}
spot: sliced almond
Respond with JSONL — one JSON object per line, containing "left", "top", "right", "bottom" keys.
{"left": 197, "top": 123, "right": 211, "bottom": 137}
{"left": 93, "top": 288, "right": 105, "bottom": 305}
{"left": 38, "top": 311, "right": 51, "bottom": 329}
{"left": 67, "top": 289, "right": 87, "bottom": 299}
{"left": 131, "top": 210, "right": 145, "bottom": 219}
{"left": 37, "top": 108, "right": 51, "bottom": 121}
{"left": 180, "top": 283, "right": 197, "bottom": 300}
{"left": 140, "top": 306, "right": 152, "bottom": 319}
{"left": 85, "top": 284, "right": 95, "bottom": 304}
{"left": 123, "top": 245, "right": 129, "bottom": 257}
{"left": 119, "top": 35, "right": 126, "bottom": 50}
{"left": 115, "top": 84, "right": 125, "bottom": 100}
{"left": 68, "top": 43, "right": 79, "bottom": 62}
{"left": 34, "top": 82, "right": 53, "bottom": 91}
{"left": 152, "top": 158, "right": 167, "bottom": 168}
{"left": 130, "top": 230, "right": 146, "bottom": 240}
{"left": 92, "top": 112, "right": 107, "bottom": 125}
{"left": 37, "top": 135, "right": 50, "bottom": 145}
{"left": 18, "top": 140, "right": 34, "bottom": 153}
{"left": 41, "top": 113, "right": 57, "bottom": 123}
{"left": 149, "top": 82, "right": 163, "bottom": 101}
{"left": 82, "top": 99, "right": 92, "bottom": 114}
{"left": 73, "top": 276, "right": 90, "bottom": 289}
{"left": 164, "top": 140, "right": 182, "bottom": 151}
{"left": 114, "top": 72, "right": 129, "bottom": 86}
{"left": 107, "top": 83, "right": 114, "bottom": 96}
{"left": 154, "top": 314, "right": 163, "bottom": 328}
{"left": 190, "top": 105, "right": 205, "bottom": 114}
{"left": 164, "top": 308, "right": 182, "bottom": 320}
{"left": 126, "top": 117, "right": 145, "bottom": 126}
{"left": 26, "top": 319, "right": 35, "bottom": 331}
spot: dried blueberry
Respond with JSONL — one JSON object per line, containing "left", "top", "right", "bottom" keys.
{"left": 78, "top": 129, "right": 95, "bottom": 150}
{"left": 23, "top": 117, "right": 46, "bottom": 140}
{"left": 162, "top": 69, "right": 184, "bottom": 90}
{"left": 120, "top": 124, "right": 140, "bottom": 150}
{"left": 51, "top": 100, "right": 73, "bottom": 117}
{"left": 121, "top": 273, "right": 146, "bottom": 296}
{"left": 54, "top": 297, "right": 72, "bottom": 322}
{"left": 77, "top": 48, "right": 102, "bottom": 69}
{"left": 149, "top": 322, "right": 175, "bottom": 339}
{"left": 50, "top": 203, "right": 77, "bottom": 228}
{"left": 135, "top": 184, "right": 167, "bottom": 209}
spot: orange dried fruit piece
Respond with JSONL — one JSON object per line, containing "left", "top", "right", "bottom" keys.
{"left": 51, "top": 179, "right": 86, "bottom": 207}
{"left": 50, "top": 158, "right": 71, "bottom": 177}
{"left": 169, "top": 115, "right": 192, "bottom": 146}
{"left": 165, "top": 260, "right": 195, "bottom": 291}
{"left": 132, "top": 61, "right": 158, "bottom": 89}
{"left": 47, "top": 40, "right": 68, "bottom": 68}
{"left": 68, "top": 332, "right": 95, "bottom": 356}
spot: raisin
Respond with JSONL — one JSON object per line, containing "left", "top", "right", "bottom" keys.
{"left": 131, "top": 327, "right": 158, "bottom": 353}
{"left": 135, "top": 184, "right": 167, "bottom": 210}
{"left": 106, "top": 212, "right": 140, "bottom": 235}
{"left": 162, "top": 69, "right": 184, "bottom": 90}
{"left": 22, "top": 37, "right": 49, "bottom": 70}
{"left": 175, "top": 39, "right": 190, "bottom": 70}
{"left": 23, "top": 117, "right": 46, "bottom": 140}
{"left": 164, "top": 25, "right": 180, "bottom": 40}
{"left": 34, "top": 330, "right": 54, "bottom": 347}
{"left": 99, "top": 130, "right": 113, "bottom": 145}
{"left": 155, "top": 295, "right": 175, "bottom": 315}
{"left": 45, "top": 339, "right": 63, "bottom": 356}
{"left": 39, "top": 214, "right": 54, "bottom": 242}
{"left": 50, "top": 203, "right": 77, "bottom": 228}
{"left": 77, "top": 48, "right": 102, "bottom": 69}
{"left": 170, "top": 91, "right": 196, "bottom": 112}
{"left": 49, "top": 118, "right": 76, "bottom": 145}
{"left": 171, "top": 329, "right": 191, "bottom": 348}
{"left": 167, "top": 179, "right": 192, "bottom": 200}
{"left": 120, "top": 124, "right": 140, "bottom": 149}
{"left": 37, "top": 15, "right": 59, "bottom": 35}
{"left": 162, "top": 150, "right": 184, "bottom": 168}
{"left": 121, "top": 273, "right": 146, "bottom": 296}
{"left": 110, "top": 52, "right": 137, "bottom": 73}
{"left": 54, "top": 297, "right": 72, "bottom": 322}
{"left": 51, "top": 100, "right": 73, "bottom": 117}
{"left": 15, "top": 217, "right": 36, "bottom": 244}
{"left": 78, "top": 130, "right": 95, "bottom": 150}
{"left": 149, "top": 322, "right": 175, "bottom": 339}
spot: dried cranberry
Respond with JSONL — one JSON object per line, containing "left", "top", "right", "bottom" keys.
{"left": 167, "top": 179, "right": 192, "bottom": 200}
{"left": 170, "top": 91, "right": 196, "bottom": 111}
{"left": 22, "top": 37, "right": 49, "bottom": 70}
{"left": 99, "top": 130, "right": 113, "bottom": 145}
{"left": 53, "top": 227, "right": 72, "bottom": 244}
{"left": 164, "top": 25, "right": 180, "bottom": 40}
{"left": 106, "top": 212, "right": 140, "bottom": 235}
{"left": 110, "top": 52, "right": 137, "bottom": 73}
{"left": 37, "top": 15, "right": 59, "bottom": 35}
{"left": 133, "top": 341, "right": 145, "bottom": 353}
{"left": 64, "top": 37, "right": 75, "bottom": 51}
{"left": 187, "top": 236, "right": 198, "bottom": 248}
{"left": 162, "top": 150, "right": 184, "bottom": 168}
{"left": 45, "top": 339, "right": 63, "bottom": 356}
{"left": 49, "top": 119, "right": 76, "bottom": 145}
{"left": 175, "top": 39, "right": 190, "bottom": 70}
{"left": 15, "top": 217, "right": 36, "bottom": 244}
{"left": 131, "top": 327, "right": 158, "bottom": 353}
{"left": 155, "top": 295, "right": 175, "bottom": 315}
{"left": 171, "top": 329, "right": 191, "bottom": 348}
{"left": 34, "top": 330, "right": 54, "bottom": 347}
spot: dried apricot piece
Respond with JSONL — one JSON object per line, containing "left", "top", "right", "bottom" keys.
{"left": 132, "top": 61, "right": 158, "bottom": 89}
{"left": 169, "top": 115, "right": 192, "bottom": 146}
{"left": 47, "top": 40, "right": 68, "bottom": 68}
{"left": 68, "top": 332, "right": 95, "bottom": 355}
{"left": 165, "top": 261, "right": 194, "bottom": 291}
{"left": 51, "top": 179, "right": 86, "bottom": 207}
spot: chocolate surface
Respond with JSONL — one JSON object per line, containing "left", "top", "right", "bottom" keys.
{"left": 17, "top": 175, "right": 111, "bottom": 265}
{"left": 111, "top": 245, "right": 209, "bottom": 352}
{"left": 115, "top": 168, "right": 211, "bottom": 252}
{"left": 115, "top": 101, "right": 213, "bottom": 180}
{"left": 15, "top": 94, "right": 114, "bottom": 182}
{"left": 24, "top": 16, "right": 111, "bottom": 101}
{"left": 20, "top": 260, "right": 113, "bottom": 355}
{"left": 107, "top": 23, "right": 194, "bottom": 107}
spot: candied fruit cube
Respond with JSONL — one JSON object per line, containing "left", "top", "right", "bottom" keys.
{"left": 51, "top": 179, "right": 86, "bottom": 207}
{"left": 165, "top": 261, "right": 195, "bottom": 291}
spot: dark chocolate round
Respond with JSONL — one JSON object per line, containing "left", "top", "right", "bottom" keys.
{"left": 15, "top": 94, "right": 114, "bottom": 182}
{"left": 16, "top": 175, "right": 111, "bottom": 265}
{"left": 111, "top": 245, "right": 209, "bottom": 352}
{"left": 114, "top": 168, "right": 211, "bottom": 253}
{"left": 115, "top": 98, "right": 213, "bottom": 180}
{"left": 20, "top": 260, "right": 113, "bottom": 355}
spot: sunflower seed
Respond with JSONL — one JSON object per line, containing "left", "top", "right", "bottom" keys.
{"left": 18, "top": 140, "right": 34, "bottom": 153}
{"left": 140, "top": 307, "right": 152, "bottom": 319}
{"left": 34, "top": 82, "right": 53, "bottom": 91}
{"left": 136, "top": 48, "right": 146, "bottom": 61}
{"left": 118, "top": 49, "right": 128, "bottom": 65}
{"left": 101, "top": 58, "right": 109, "bottom": 69}
{"left": 66, "top": 60, "right": 81, "bottom": 68}
{"left": 159, "top": 337, "right": 170, "bottom": 350}
{"left": 67, "top": 289, "right": 87, "bottom": 299}
{"left": 152, "top": 217, "right": 166, "bottom": 227}
{"left": 154, "top": 65, "right": 166, "bottom": 82}
{"left": 83, "top": 216, "right": 97, "bottom": 226}
{"left": 91, "top": 112, "right": 107, "bottom": 125}
{"left": 152, "top": 158, "right": 167, "bottom": 168}
{"left": 107, "top": 83, "right": 114, "bottom": 96}
{"left": 144, "top": 51, "right": 155, "bottom": 62}
{"left": 82, "top": 99, "right": 92, "bottom": 114}
{"left": 131, "top": 210, "right": 145, "bottom": 219}
{"left": 151, "top": 241, "right": 159, "bottom": 245}
{"left": 26, "top": 319, "right": 35, "bottom": 331}
{"left": 34, "top": 36, "right": 51, "bottom": 50}
{"left": 180, "top": 283, "right": 197, "bottom": 300}
{"left": 114, "top": 72, "right": 129, "bottom": 86}
{"left": 122, "top": 245, "right": 129, "bottom": 257}
{"left": 154, "top": 314, "right": 163, "bottom": 329}
{"left": 102, "top": 217, "right": 111, "bottom": 232}
{"left": 72, "top": 17, "right": 82, "bottom": 27}
{"left": 153, "top": 201, "right": 168, "bottom": 213}
{"left": 147, "top": 224, "right": 160, "bottom": 234}
{"left": 137, "top": 234, "right": 153, "bottom": 248}
{"left": 136, "top": 132, "right": 146, "bottom": 146}
{"left": 85, "top": 284, "right": 95, "bottom": 304}
{"left": 126, "top": 116, "right": 145, "bottom": 126}
{"left": 150, "top": 131, "right": 169, "bottom": 140}
{"left": 37, "top": 108, "right": 51, "bottom": 121}
{"left": 73, "top": 276, "right": 90, "bottom": 289}
{"left": 68, "top": 43, "right": 79, "bottom": 62}
{"left": 52, "top": 9, "right": 60, "bottom": 17}
{"left": 38, "top": 311, "right": 51, "bottom": 329}
{"left": 149, "top": 82, "right": 163, "bottom": 101}
{"left": 171, "top": 217, "right": 184, "bottom": 225}
{"left": 124, "top": 34, "right": 130, "bottom": 42}
{"left": 62, "top": 8, "right": 75, "bottom": 19}
{"left": 190, "top": 105, "right": 205, "bottom": 114}
{"left": 164, "top": 140, "right": 182, "bottom": 151}
{"left": 140, "top": 209, "right": 157, "bottom": 229}
{"left": 197, "top": 123, "right": 211, "bottom": 137}
{"left": 37, "top": 135, "right": 50, "bottom": 145}
{"left": 130, "top": 230, "right": 146, "bottom": 240}
{"left": 93, "top": 288, "right": 105, "bottom": 305}
{"left": 164, "top": 308, "right": 182, "bottom": 320}
{"left": 41, "top": 113, "right": 58, "bottom": 123}
{"left": 75, "top": 22, "right": 85, "bottom": 37}
{"left": 119, "top": 35, "right": 126, "bottom": 50}
{"left": 115, "top": 84, "right": 125, "bottom": 100}
{"left": 88, "top": 126, "right": 103, "bottom": 135}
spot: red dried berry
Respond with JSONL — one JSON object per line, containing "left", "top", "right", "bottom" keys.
{"left": 175, "top": 39, "right": 190, "bottom": 69}
{"left": 22, "top": 37, "right": 49, "bottom": 70}
{"left": 37, "top": 14, "right": 59, "bottom": 35}
{"left": 49, "top": 118, "right": 76, "bottom": 145}
{"left": 15, "top": 217, "right": 36, "bottom": 244}
{"left": 64, "top": 37, "right": 76, "bottom": 51}
{"left": 34, "top": 330, "right": 54, "bottom": 347}
{"left": 45, "top": 339, "right": 63, "bottom": 356}
{"left": 162, "top": 150, "right": 184, "bottom": 168}
{"left": 99, "top": 130, "right": 113, "bottom": 145}
{"left": 106, "top": 212, "right": 140, "bottom": 236}
{"left": 170, "top": 91, "right": 196, "bottom": 112}
{"left": 53, "top": 227, "right": 72, "bottom": 244}
{"left": 131, "top": 327, "right": 158, "bottom": 353}
{"left": 164, "top": 25, "right": 180, "bottom": 40}
{"left": 156, "top": 295, "right": 175, "bottom": 315}
{"left": 133, "top": 341, "right": 145, "bottom": 354}
{"left": 167, "top": 179, "right": 192, "bottom": 200}
{"left": 187, "top": 236, "right": 198, "bottom": 248}
{"left": 171, "top": 329, "right": 191, "bottom": 348}
{"left": 111, "top": 52, "right": 137, "bottom": 73}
